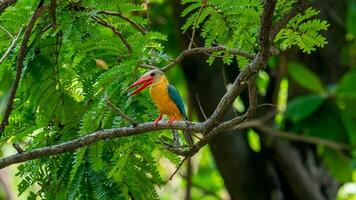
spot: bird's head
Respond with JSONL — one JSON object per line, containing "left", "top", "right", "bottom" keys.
{"left": 127, "top": 69, "right": 164, "bottom": 96}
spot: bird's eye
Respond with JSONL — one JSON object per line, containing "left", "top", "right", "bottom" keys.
{"left": 150, "top": 72, "right": 155, "bottom": 77}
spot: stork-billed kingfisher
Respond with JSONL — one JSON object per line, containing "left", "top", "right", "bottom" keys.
{"left": 128, "top": 69, "right": 193, "bottom": 146}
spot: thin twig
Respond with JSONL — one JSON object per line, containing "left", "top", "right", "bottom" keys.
{"left": 188, "top": 0, "right": 207, "bottom": 49}
{"left": 0, "top": 27, "right": 23, "bottom": 65}
{"left": 98, "top": 10, "right": 146, "bottom": 34}
{"left": 106, "top": 97, "right": 137, "bottom": 126}
{"left": 195, "top": 94, "right": 207, "bottom": 120}
{"left": 181, "top": 175, "right": 221, "bottom": 199}
{"left": 0, "top": 25, "right": 13, "bottom": 39}
{"left": 169, "top": 157, "right": 188, "bottom": 180}
{"left": 71, "top": 5, "right": 147, "bottom": 34}
{"left": 137, "top": 63, "right": 157, "bottom": 70}
{"left": 270, "top": 0, "right": 307, "bottom": 40}
{"left": 137, "top": 46, "right": 254, "bottom": 71}
{"left": 91, "top": 16, "right": 132, "bottom": 54}
{"left": 161, "top": 46, "right": 255, "bottom": 71}
{"left": 0, "top": 2, "right": 46, "bottom": 136}
{"left": 144, "top": 0, "right": 150, "bottom": 30}
{"left": 237, "top": 120, "right": 354, "bottom": 151}
{"left": 184, "top": 158, "right": 192, "bottom": 200}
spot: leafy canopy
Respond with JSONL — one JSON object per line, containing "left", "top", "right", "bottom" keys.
{"left": 0, "top": 0, "right": 328, "bottom": 199}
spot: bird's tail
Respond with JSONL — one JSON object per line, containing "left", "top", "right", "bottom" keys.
{"left": 183, "top": 116, "right": 194, "bottom": 146}
{"left": 183, "top": 130, "right": 194, "bottom": 147}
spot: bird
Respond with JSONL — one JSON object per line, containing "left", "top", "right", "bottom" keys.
{"left": 127, "top": 69, "right": 193, "bottom": 146}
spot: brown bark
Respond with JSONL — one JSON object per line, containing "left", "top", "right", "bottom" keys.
{"left": 0, "top": 0, "right": 17, "bottom": 14}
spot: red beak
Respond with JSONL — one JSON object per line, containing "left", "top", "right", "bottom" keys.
{"left": 127, "top": 76, "right": 154, "bottom": 96}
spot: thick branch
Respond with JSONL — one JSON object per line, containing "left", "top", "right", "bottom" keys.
{"left": 49, "top": 0, "right": 57, "bottom": 29}
{"left": 0, "top": 0, "right": 17, "bottom": 14}
{"left": 0, "top": 121, "right": 202, "bottom": 169}
{"left": 171, "top": 115, "right": 248, "bottom": 157}
{"left": 91, "top": 16, "right": 132, "bottom": 54}
{"left": 0, "top": 3, "right": 46, "bottom": 136}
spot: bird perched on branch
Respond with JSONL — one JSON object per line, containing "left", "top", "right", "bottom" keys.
{"left": 128, "top": 69, "right": 193, "bottom": 146}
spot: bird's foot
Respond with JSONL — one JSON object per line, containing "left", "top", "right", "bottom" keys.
{"left": 154, "top": 114, "right": 163, "bottom": 127}
{"left": 167, "top": 116, "right": 177, "bottom": 125}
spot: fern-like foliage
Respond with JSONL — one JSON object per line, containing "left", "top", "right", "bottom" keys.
{"left": 275, "top": 7, "right": 329, "bottom": 53}
{"left": 0, "top": 0, "right": 176, "bottom": 199}
{"left": 0, "top": 0, "right": 329, "bottom": 199}
{"left": 181, "top": 0, "right": 261, "bottom": 67}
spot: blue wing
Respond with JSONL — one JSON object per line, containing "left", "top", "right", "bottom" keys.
{"left": 167, "top": 85, "right": 187, "bottom": 119}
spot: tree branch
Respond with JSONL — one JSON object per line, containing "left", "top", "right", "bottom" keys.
{"left": 238, "top": 120, "right": 354, "bottom": 151}
{"left": 246, "top": 75, "right": 257, "bottom": 119}
{"left": 0, "top": 121, "right": 203, "bottom": 169}
{"left": 188, "top": 0, "right": 207, "bottom": 49}
{"left": 0, "top": 27, "right": 22, "bottom": 65}
{"left": 91, "top": 16, "right": 132, "bottom": 54}
{"left": 0, "top": 0, "right": 17, "bottom": 14}
{"left": 0, "top": 25, "right": 13, "bottom": 39}
{"left": 12, "top": 143, "right": 24, "bottom": 154}
{"left": 137, "top": 63, "right": 157, "bottom": 70}
{"left": 98, "top": 10, "right": 146, "bottom": 34}
{"left": 0, "top": 3, "right": 46, "bottom": 136}
{"left": 72, "top": 5, "right": 147, "bottom": 34}
{"left": 105, "top": 97, "right": 137, "bottom": 127}
{"left": 49, "top": 0, "right": 57, "bottom": 29}
{"left": 161, "top": 46, "right": 255, "bottom": 71}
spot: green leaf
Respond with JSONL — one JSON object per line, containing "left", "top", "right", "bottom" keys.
{"left": 301, "top": 102, "right": 348, "bottom": 142}
{"left": 285, "top": 94, "right": 325, "bottom": 122}
{"left": 288, "top": 62, "right": 325, "bottom": 93}
{"left": 336, "top": 70, "right": 356, "bottom": 99}
{"left": 323, "top": 149, "right": 353, "bottom": 182}
{"left": 342, "top": 113, "right": 356, "bottom": 145}
{"left": 247, "top": 129, "right": 261, "bottom": 152}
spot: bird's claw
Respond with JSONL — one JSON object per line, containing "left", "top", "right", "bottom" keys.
{"left": 167, "top": 116, "right": 177, "bottom": 125}
{"left": 154, "top": 115, "right": 162, "bottom": 127}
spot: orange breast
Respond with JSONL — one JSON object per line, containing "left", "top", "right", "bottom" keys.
{"left": 149, "top": 76, "right": 183, "bottom": 120}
